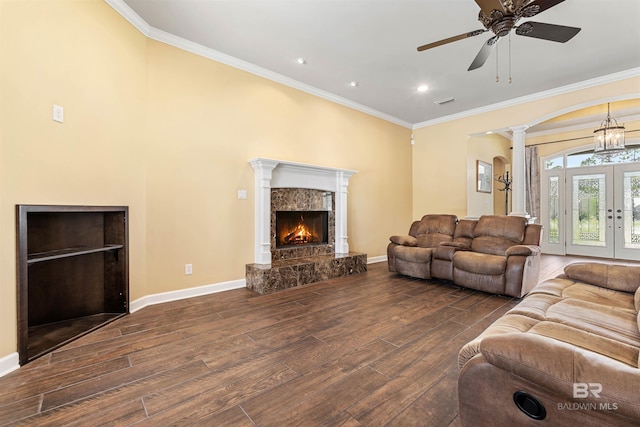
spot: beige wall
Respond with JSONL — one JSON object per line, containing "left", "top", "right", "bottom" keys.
{"left": 0, "top": 0, "right": 413, "bottom": 361}
{"left": 412, "top": 77, "right": 640, "bottom": 219}
{"left": 144, "top": 39, "right": 413, "bottom": 294}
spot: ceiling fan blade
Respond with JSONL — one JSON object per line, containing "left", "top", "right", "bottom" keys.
{"left": 474, "top": 0, "right": 504, "bottom": 17}
{"left": 526, "top": 0, "right": 565, "bottom": 16}
{"left": 515, "top": 21, "right": 580, "bottom": 42}
{"left": 468, "top": 36, "right": 498, "bottom": 71}
{"left": 417, "top": 29, "right": 486, "bottom": 52}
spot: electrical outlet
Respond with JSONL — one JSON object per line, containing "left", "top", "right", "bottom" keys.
{"left": 185, "top": 263, "right": 193, "bottom": 275}
{"left": 52, "top": 104, "right": 64, "bottom": 123}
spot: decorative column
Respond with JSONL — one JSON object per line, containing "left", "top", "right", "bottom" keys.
{"left": 335, "top": 170, "right": 355, "bottom": 254}
{"left": 249, "top": 158, "right": 279, "bottom": 265}
{"left": 509, "top": 125, "right": 529, "bottom": 217}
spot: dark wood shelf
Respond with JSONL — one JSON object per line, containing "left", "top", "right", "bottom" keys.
{"left": 16, "top": 205, "right": 129, "bottom": 365}
{"left": 27, "top": 244, "right": 124, "bottom": 264}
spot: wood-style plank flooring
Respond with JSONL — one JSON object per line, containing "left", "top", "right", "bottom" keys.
{"left": 1, "top": 255, "right": 637, "bottom": 426}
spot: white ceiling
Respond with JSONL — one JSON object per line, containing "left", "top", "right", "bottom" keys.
{"left": 113, "top": 0, "right": 640, "bottom": 128}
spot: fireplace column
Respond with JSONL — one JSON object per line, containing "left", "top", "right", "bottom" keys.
{"left": 335, "top": 171, "right": 350, "bottom": 254}
{"left": 249, "top": 158, "right": 278, "bottom": 265}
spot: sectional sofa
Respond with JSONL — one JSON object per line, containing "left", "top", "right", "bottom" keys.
{"left": 458, "top": 262, "right": 640, "bottom": 426}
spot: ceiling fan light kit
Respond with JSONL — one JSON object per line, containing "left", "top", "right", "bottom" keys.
{"left": 417, "top": 0, "right": 581, "bottom": 81}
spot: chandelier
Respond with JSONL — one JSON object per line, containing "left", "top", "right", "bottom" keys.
{"left": 593, "top": 103, "right": 625, "bottom": 155}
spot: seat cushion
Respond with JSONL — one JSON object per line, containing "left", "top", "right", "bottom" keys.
{"left": 546, "top": 299, "right": 640, "bottom": 348}
{"left": 453, "top": 251, "right": 506, "bottom": 275}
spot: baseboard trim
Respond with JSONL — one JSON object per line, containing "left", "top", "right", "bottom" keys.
{"left": 129, "top": 278, "right": 246, "bottom": 313}
{"left": 0, "top": 352, "right": 20, "bottom": 378}
{"left": 367, "top": 255, "right": 387, "bottom": 264}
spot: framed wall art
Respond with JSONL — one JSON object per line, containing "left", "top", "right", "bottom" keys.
{"left": 476, "top": 160, "right": 492, "bottom": 193}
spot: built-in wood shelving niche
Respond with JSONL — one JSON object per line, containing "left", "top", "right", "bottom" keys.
{"left": 16, "top": 205, "right": 129, "bottom": 365}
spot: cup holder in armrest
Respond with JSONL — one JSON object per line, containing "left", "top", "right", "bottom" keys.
{"left": 513, "top": 391, "right": 546, "bottom": 420}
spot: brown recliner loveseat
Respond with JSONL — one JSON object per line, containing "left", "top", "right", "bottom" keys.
{"left": 458, "top": 262, "right": 640, "bottom": 426}
{"left": 388, "top": 214, "right": 542, "bottom": 297}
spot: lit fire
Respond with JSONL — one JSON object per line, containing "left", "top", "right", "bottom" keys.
{"left": 283, "top": 215, "right": 313, "bottom": 245}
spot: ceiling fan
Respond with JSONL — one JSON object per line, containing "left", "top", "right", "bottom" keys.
{"left": 417, "top": 0, "right": 581, "bottom": 71}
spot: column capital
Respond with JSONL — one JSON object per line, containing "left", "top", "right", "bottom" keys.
{"left": 509, "top": 124, "right": 529, "bottom": 134}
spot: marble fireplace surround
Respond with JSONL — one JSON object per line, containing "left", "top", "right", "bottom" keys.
{"left": 249, "top": 158, "right": 357, "bottom": 266}
{"left": 246, "top": 158, "right": 366, "bottom": 294}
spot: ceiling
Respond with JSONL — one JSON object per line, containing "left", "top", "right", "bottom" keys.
{"left": 114, "top": 0, "right": 640, "bottom": 128}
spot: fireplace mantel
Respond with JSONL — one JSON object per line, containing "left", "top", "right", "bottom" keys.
{"left": 249, "top": 158, "right": 357, "bottom": 265}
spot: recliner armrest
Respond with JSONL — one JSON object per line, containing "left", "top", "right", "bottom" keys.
{"left": 479, "top": 333, "right": 640, "bottom": 419}
{"left": 505, "top": 244, "right": 541, "bottom": 257}
{"left": 389, "top": 235, "right": 417, "bottom": 247}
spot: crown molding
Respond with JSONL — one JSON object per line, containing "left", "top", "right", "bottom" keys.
{"left": 413, "top": 68, "right": 640, "bottom": 130}
{"left": 105, "top": 0, "right": 412, "bottom": 129}
{"left": 105, "top": 0, "right": 638, "bottom": 131}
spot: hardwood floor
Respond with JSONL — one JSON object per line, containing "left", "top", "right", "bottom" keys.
{"left": 1, "top": 255, "right": 637, "bottom": 426}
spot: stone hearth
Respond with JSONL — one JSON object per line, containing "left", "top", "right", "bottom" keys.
{"left": 246, "top": 252, "right": 367, "bottom": 294}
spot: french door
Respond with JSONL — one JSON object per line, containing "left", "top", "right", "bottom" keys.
{"left": 558, "top": 164, "right": 640, "bottom": 260}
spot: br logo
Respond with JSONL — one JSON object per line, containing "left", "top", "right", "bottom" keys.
{"left": 573, "top": 383, "right": 602, "bottom": 399}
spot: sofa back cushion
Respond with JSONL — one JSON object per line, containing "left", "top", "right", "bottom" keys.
{"left": 565, "top": 263, "right": 640, "bottom": 294}
{"left": 471, "top": 215, "right": 527, "bottom": 256}
{"left": 414, "top": 214, "right": 457, "bottom": 248}
{"left": 452, "top": 219, "right": 477, "bottom": 248}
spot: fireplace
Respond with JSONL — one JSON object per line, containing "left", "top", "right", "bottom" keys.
{"left": 276, "top": 211, "right": 329, "bottom": 248}
{"left": 247, "top": 158, "right": 367, "bottom": 294}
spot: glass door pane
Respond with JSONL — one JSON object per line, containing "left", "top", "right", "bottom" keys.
{"left": 614, "top": 164, "right": 640, "bottom": 260}
{"left": 566, "top": 168, "right": 614, "bottom": 258}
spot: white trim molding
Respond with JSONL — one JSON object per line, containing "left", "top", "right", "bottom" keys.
{"left": 249, "top": 158, "right": 357, "bottom": 265}
{"left": 104, "top": 0, "right": 412, "bottom": 129}
{"left": 129, "top": 278, "right": 246, "bottom": 313}
{"left": 367, "top": 255, "right": 388, "bottom": 264}
{"left": 0, "top": 352, "right": 20, "bottom": 378}
{"left": 414, "top": 68, "right": 640, "bottom": 129}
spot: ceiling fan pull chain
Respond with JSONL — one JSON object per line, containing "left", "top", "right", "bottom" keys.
{"left": 508, "top": 33, "right": 512, "bottom": 84}
{"left": 495, "top": 41, "right": 499, "bottom": 83}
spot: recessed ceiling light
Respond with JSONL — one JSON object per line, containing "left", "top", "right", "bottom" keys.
{"left": 486, "top": 131, "right": 494, "bottom": 135}
{"left": 417, "top": 84, "right": 429, "bottom": 93}
{"left": 296, "top": 57, "right": 306, "bottom": 65}
{"left": 350, "top": 81, "right": 358, "bottom": 87}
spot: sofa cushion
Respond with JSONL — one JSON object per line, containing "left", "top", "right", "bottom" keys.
{"left": 565, "top": 262, "right": 640, "bottom": 293}
{"left": 389, "top": 235, "right": 417, "bottom": 246}
{"left": 453, "top": 251, "right": 506, "bottom": 275}
{"left": 391, "top": 245, "right": 433, "bottom": 263}
{"left": 546, "top": 298, "right": 640, "bottom": 348}
{"left": 471, "top": 215, "right": 527, "bottom": 256}
{"left": 414, "top": 214, "right": 457, "bottom": 237}
{"left": 507, "top": 293, "right": 563, "bottom": 321}
{"left": 529, "top": 321, "right": 640, "bottom": 367}
{"left": 416, "top": 233, "right": 453, "bottom": 248}
{"left": 636, "top": 286, "right": 640, "bottom": 312}
{"left": 452, "top": 219, "right": 476, "bottom": 247}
